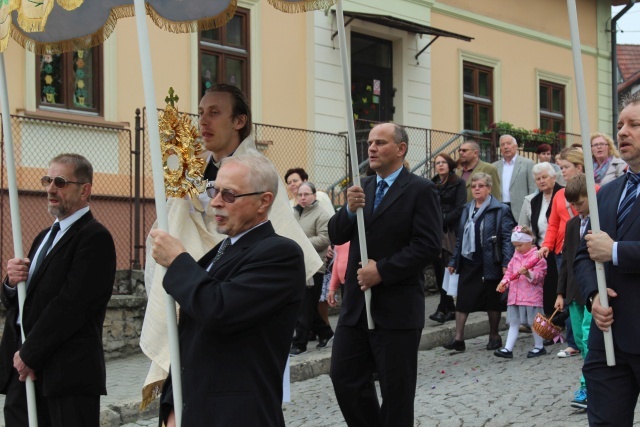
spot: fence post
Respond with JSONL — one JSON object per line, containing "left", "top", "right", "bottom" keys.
{"left": 132, "top": 108, "right": 142, "bottom": 270}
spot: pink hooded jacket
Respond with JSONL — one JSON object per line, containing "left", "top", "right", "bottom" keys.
{"left": 502, "top": 247, "right": 547, "bottom": 307}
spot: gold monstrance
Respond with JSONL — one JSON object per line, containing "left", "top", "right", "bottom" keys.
{"left": 159, "top": 87, "right": 206, "bottom": 211}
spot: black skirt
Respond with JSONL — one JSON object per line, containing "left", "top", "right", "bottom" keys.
{"left": 456, "top": 257, "right": 505, "bottom": 313}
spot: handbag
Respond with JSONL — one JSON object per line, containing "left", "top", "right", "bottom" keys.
{"left": 442, "top": 229, "right": 457, "bottom": 256}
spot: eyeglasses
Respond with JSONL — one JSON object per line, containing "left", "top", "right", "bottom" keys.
{"left": 458, "top": 148, "right": 470, "bottom": 153}
{"left": 206, "top": 186, "right": 265, "bottom": 203}
{"left": 470, "top": 184, "right": 487, "bottom": 189}
{"left": 591, "top": 143, "right": 607, "bottom": 148}
{"left": 41, "top": 176, "right": 87, "bottom": 188}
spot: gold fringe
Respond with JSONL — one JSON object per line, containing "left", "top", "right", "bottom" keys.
{"left": 56, "top": 0, "right": 82, "bottom": 12}
{"left": 10, "top": 0, "right": 239, "bottom": 54}
{"left": 140, "top": 379, "right": 164, "bottom": 411}
{"left": 16, "top": 0, "right": 55, "bottom": 33}
{"left": 10, "top": 4, "right": 134, "bottom": 54}
{"left": 145, "top": 0, "right": 237, "bottom": 34}
{"left": 267, "top": 0, "right": 336, "bottom": 14}
{"left": 0, "top": 35, "right": 8, "bottom": 53}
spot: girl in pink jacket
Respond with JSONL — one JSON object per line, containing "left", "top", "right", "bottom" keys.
{"left": 494, "top": 226, "right": 547, "bottom": 359}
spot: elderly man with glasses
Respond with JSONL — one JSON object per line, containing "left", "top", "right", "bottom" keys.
{"left": 0, "top": 153, "right": 116, "bottom": 427}
{"left": 150, "top": 151, "right": 305, "bottom": 427}
{"left": 455, "top": 140, "right": 502, "bottom": 202}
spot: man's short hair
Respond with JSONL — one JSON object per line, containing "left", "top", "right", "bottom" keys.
{"left": 50, "top": 153, "right": 93, "bottom": 184}
{"left": 220, "top": 150, "right": 279, "bottom": 198}
{"left": 284, "top": 168, "right": 308, "bottom": 183}
{"left": 621, "top": 91, "right": 640, "bottom": 109}
{"left": 499, "top": 134, "right": 518, "bottom": 146}
{"left": 532, "top": 162, "right": 556, "bottom": 177}
{"left": 471, "top": 171, "right": 492, "bottom": 188}
{"left": 565, "top": 174, "right": 588, "bottom": 203}
{"left": 462, "top": 140, "right": 480, "bottom": 152}
{"left": 205, "top": 83, "right": 252, "bottom": 141}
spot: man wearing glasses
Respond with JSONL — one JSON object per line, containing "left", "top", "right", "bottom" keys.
{"left": 150, "top": 151, "right": 305, "bottom": 427}
{"left": 455, "top": 140, "right": 502, "bottom": 202}
{"left": 0, "top": 153, "right": 116, "bottom": 427}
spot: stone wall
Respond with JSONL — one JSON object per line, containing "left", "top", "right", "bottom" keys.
{"left": 0, "top": 270, "right": 147, "bottom": 360}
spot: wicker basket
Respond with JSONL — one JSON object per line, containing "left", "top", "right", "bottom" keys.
{"left": 532, "top": 308, "right": 562, "bottom": 341}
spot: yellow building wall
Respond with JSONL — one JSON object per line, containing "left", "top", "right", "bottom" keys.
{"left": 431, "top": 0, "right": 602, "bottom": 136}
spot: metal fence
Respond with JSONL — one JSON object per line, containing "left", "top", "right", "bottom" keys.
{"left": 0, "top": 114, "right": 133, "bottom": 279}
{"left": 1, "top": 109, "right": 581, "bottom": 284}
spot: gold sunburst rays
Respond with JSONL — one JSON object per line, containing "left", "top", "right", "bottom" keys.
{"left": 159, "top": 93, "right": 206, "bottom": 211}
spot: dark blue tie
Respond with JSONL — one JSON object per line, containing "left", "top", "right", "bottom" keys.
{"left": 32, "top": 222, "right": 61, "bottom": 276}
{"left": 374, "top": 180, "right": 388, "bottom": 211}
{"left": 617, "top": 172, "right": 640, "bottom": 231}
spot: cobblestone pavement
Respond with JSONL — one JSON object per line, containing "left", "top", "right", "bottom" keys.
{"left": 124, "top": 335, "right": 640, "bottom": 426}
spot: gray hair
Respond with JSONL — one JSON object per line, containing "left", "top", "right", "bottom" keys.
{"left": 471, "top": 172, "right": 492, "bottom": 188}
{"left": 622, "top": 91, "right": 640, "bottom": 109}
{"left": 532, "top": 162, "right": 556, "bottom": 177}
{"left": 298, "top": 182, "right": 316, "bottom": 194}
{"left": 220, "top": 150, "right": 279, "bottom": 198}
{"left": 51, "top": 153, "right": 93, "bottom": 184}
{"left": 499, "top": 134, "right": 518, "bottom": 146}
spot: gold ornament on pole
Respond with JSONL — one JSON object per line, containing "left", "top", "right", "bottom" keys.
{"left": 159, "top": 87, "right": 206, "bottom": 211}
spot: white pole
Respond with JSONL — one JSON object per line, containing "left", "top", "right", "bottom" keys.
{"left": 566, "top": 0, "right": 615, "bottom": 366}
{"left": 336, "top": 0, "right": 373, "bottom": 329}
{"left": 0, "top": 53, "right": 39, "bottom": 426}
{"left": 132, "top": 0, "right": 184, "bottom": 422}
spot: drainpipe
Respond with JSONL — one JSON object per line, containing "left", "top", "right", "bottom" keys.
{"left": 611, "top": 1, "right": 635, "bottom": 141}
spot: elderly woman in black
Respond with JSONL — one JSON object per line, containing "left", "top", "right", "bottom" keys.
{"left": 444, "top": 172, "right": 515, "bottom": 352}
{"left": 428, "top": 153, "right": 466, "bottom": 324}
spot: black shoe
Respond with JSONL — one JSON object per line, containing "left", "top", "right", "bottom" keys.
{"left": 290, "top": 346, "right": 307, "bottom": 356}
{"left": 429, "top": 311, "right": 446, "bottom": 324}
{"left": 527, "top": 347, "right": 548, "bottom": 358}
{"left": 444, "top": 312, "right": 456, "bottom": 322}
{"left": 494, "top": 348, "right": 513, "bottom": 359}
{"left": 316, "top": 335, "right": 334, "bottom": 349}
{"left": 486, "top": 338, "right": 503, "bottom": 350}
{"left": 443, "top": 339, "right": 465, "bottom": 352}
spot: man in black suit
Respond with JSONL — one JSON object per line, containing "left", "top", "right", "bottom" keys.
{"left": 329, "top": 123, "right": 442, "bottom": 427}
{"left": 150, "top": 151, "right": 305, "bottom": 427}
{"left": 0, "top": 153, "right": 116, "bottom": 427}
{"left": 574, "top": 92, "right": 640, "bottom": 425}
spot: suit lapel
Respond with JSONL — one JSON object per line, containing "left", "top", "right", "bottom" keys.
{"left": 206, "top": 222, "right": 275, "bottom": 273}
{"left": 27, "top": 211, "right": 94, "bottom": 295}
{"left": 510, "top": 158, "right": 521, "bottom": 188}
{"left": 617, "top": 176, "right": 640, "bottom": 239}
{"left": 368, "top": 169, "right": 408, "bottom": 224}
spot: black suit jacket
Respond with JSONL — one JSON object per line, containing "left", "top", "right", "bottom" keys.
{"left": 159, "top": 221, "right": 305, "bottom": 427}
{"left": 328, "top": 167, "right": 442, "bottom": 329}
{"left": 558, "top": 216, "right": 585, "bottom": 305}
{"left": 0, "top": 211, "right": 116, "bottom": 397}
{"left": 575, "top": 175, "right": 640, "bottom": 353}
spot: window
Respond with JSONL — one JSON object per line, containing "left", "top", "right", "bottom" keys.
{"left": 199, "top": 8, "right": 250, "bottom": 98}
{"left": 539, "top": 80, "right": 565, "bottom": 132}
{"left": 36, "top": 47, "right": 102, "bottom": 114}
{"left": 463, "top": 61, "right": 493, "bottom": 131}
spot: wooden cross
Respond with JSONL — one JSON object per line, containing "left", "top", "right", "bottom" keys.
{"left": 165, "top": 87, "right": 179, "bottom": 107}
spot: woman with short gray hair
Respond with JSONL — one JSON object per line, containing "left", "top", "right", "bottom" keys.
{"left": 444, "top": 172, "right": 515, "bottom": 352}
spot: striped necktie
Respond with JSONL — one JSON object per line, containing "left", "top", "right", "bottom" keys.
{"left": 208, "top": 238, "right": 230, "bottom": 271}
{"left": 617, "top": 172, "right": 640, "bottom": 231}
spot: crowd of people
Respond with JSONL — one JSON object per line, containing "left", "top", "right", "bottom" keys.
{"left": 3, "top": 84, "right": 640, "bottom": 427}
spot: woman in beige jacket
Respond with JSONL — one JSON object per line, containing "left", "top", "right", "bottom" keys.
{"left": 290, "top": 182, "right": 333, "bottom": 355}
